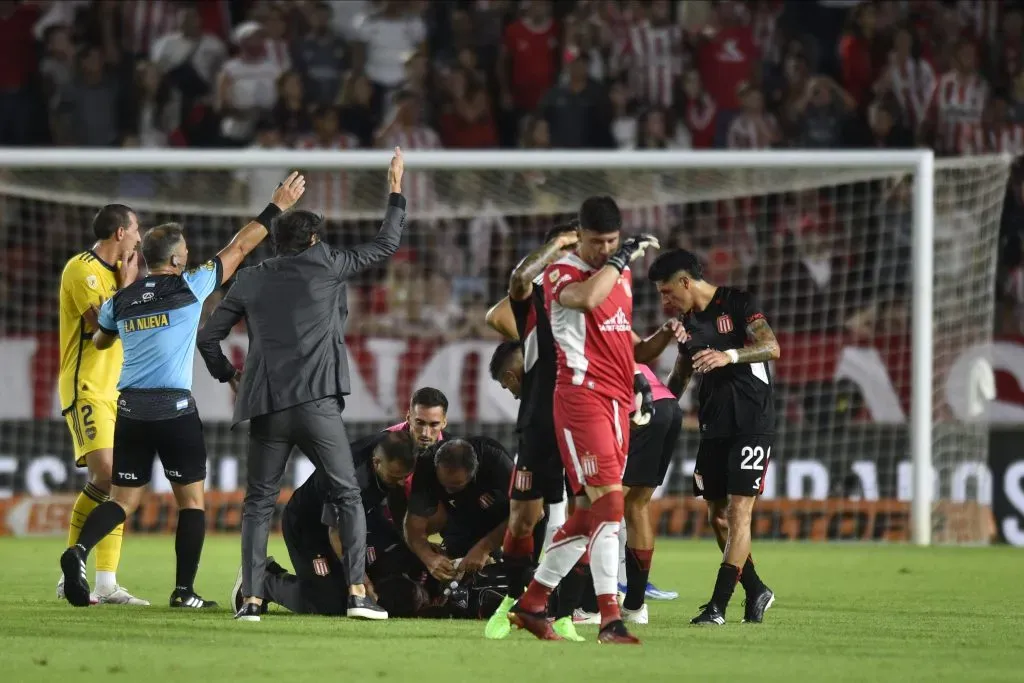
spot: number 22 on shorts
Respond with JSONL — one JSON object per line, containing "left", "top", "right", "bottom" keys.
{"left": 740, "top": 445, "right": 769, "bottom": 491}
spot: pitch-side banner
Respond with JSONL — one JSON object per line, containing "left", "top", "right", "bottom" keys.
{"left": 3, "top": 333, "right": 1024, "bottom": 423}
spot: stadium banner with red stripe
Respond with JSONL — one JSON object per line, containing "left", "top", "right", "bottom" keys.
{"left": 2, "top": 334, "right": 1024, "bottom": 423}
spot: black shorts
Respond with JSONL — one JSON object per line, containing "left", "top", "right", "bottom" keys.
{"left": 441, "top": 506, "right": 506, "bottom": 559}
{"left": 692, "top": 435, "right": 773, "bottom": 500}
{"left": 624, "top": 398, "right": 683, "bottom": 488}
{"left": 511, "top": 422, "right": 565, "bottom": 503}
{"left": 112, "top": 411, "right": 208, "bottom": 488}
{"left": 365, "top": 507, "right": 423, "bottom": 582}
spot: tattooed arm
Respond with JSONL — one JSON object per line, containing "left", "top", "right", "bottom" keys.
{"left": 667, "top": 350, "right": 695, "bottom": 398}
{"left": 509, "top": 231, "right": 579, "bottom": 301}
{"left": 691, "top": 317, "right": 782, "bottom": 374}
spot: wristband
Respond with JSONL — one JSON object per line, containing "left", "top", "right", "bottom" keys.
{"left": 725, "top": 349, "right": 739, "bottom": 364}
{"left": 256, "top": 203, "right": 283, "bottom": 228}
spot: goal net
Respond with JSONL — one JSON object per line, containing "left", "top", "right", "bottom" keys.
{"left": 0, "top": 151, "right": 1011, "bottom": 545}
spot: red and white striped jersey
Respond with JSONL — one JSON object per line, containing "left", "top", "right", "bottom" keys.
{"left": 621, "top": 21, "right": 689, "bottom": 108}
{"left": 958, "top": 0, "right": 1002, "bottom": 46}
{"left": 545, "top": 253, "right": 635, "bottom": 408}
{"left": 726, "top": 113, "right": 779, "bottom": 150}
{"left": 958, "top": 122, "right": 1024, "bottom": 156}
{"left": 930, "top": 71, "right": 989, "bottom": 153}
{"left": 377, "top": 126, "right": 442, "bottom": 213}
{"left": 264, "top": 38, "right": 292, "bottom": 71}
{"left": 121, "top": 0, "right": 178, "bottom": 56}
{"left": 888, "top": 57, "right": 937, "bottom": 129}
{"left": 684, "top": 92, "right": 717, "bottom": 149}
{"left": 295, "top": 133, "right": 360, "bottom": 218}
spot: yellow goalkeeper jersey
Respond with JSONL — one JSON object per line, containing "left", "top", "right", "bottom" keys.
{"left": 57, "top": 250, "right": 122, "bottom": 412}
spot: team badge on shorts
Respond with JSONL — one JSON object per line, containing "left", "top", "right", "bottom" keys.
{"left": 366, "top": 546, "right": 376, "bottom": 565}
{"left": 716, "top": 315, "right": 733, "bottom": 334}
{"left": 513, "top": 470, "right": 533, "bottom": 493}
{"left": 693, "top": 472, "right": 705, "bottom": 492}
{"left": 312, "top": 555, "right": 330, "bottom": 576}
{"left": 581, "top": 455, "right": 599, "bottom": 477}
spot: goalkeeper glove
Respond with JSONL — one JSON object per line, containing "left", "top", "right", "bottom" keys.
{"left": 632, "top": 371, "right": 655, "bottom": 427}
{"left": 607, "top": 234, "right": 660, "bottom": 273}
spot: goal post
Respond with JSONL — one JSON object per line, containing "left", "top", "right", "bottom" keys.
{"left": 0, "top": 148, "right": 1010, "bottom": 546}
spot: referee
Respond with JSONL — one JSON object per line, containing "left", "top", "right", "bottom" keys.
{"left": 58, "top": 173, "right": 306, "bottom": 609}
{"left": 197, "top": 148, "right": 406, "bottom": 622}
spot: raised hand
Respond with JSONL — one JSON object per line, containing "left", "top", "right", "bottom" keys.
{"left": 271, "top": 171, "right": 306, "bottom": 211}
{"left": 607, "top": 234, "right": 660, "bottom": 272}
{"left": 388, "top": 146, "right": 404, "bottom": 194}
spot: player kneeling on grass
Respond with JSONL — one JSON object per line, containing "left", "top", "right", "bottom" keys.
{"left": 403, "top": 438, "right": 514, "bottom": 587}
{"left": 648, "top": 248, "right": 777, "bottom": 625}
{"left": 235, "top": 431, "right": 416, "bottom": 617}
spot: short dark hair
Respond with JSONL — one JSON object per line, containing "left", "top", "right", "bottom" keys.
{"left": 648, "top": 248, "right": 704, "bottom": 283}
{"left": 433, "top": 439, "right": 478, "bottom": 477}
{"left": 375, "top": 430, "right": 416, "bottom": 471}
{"left": 544, "top": 219, "right": 579, "bottom": 243}
{"left": 410, "top": 387, "right": 448, "bottom": 413}
{"left": 489, "top": 341, "right": 522, "bottom": 381}
{"left": 142, "top": 223, "right": 184, "bottom": 267}
{"left": 578, "top": 196, "right": 621, "bottom": 234}
{"left": 271, "top": 210, "right": 324, "bottom": 256}
{"left": 92, "top": 204, "right": 135, "bottom": 240}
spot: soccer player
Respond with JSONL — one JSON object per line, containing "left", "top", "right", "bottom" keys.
{"left": 404, "top": 437, "right": 514, "bottom": 582}
{"left": 573, "top": 364, "right": 682, "bottom": 625}
{"left": 234, "top": 430, "right": 417, "bottom": 616}
{"left": 647, "top": 248, "right": 778, "bottom": 625}
{"left": 57, "top": 204, "right": 145, "bottom": 605}
{"left": 482, "top": 223, "right": 582, "bottom": 640}
{"left": 508, "top": 196, "right": 659, "bottom": 644}
{"left": 58, "top": 173, "right": 306, "bottom": 609}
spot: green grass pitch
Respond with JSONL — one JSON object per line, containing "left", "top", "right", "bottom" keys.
{"left": 0, "top": 536, "right": 1021, "bottom": 683}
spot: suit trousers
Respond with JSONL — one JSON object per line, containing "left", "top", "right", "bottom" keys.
{"left": 241, "top": 396, "right": 365, "bottom": 600}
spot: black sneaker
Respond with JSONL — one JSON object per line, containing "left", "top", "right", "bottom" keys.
{"left": 170, "top": 588, "right": 218, "bottom": 609}
{"left": 59, "top": 545, "right": 91, "bottom": 608}
{"left": 347, "top": 594, "right": 388, "bottom": 620}
{"left": 597, "top": 619, "right": 641, "bottom": 644}
{"left": 234, "top": 602, "right": 261, "bottom": 622}
{"left": 690, "top": 602, "right": 726, "bottom": 625}
{"left": 743, "top": 586, "right": 775, "bottom": 624}
{"left": 266, "top": 557, "right": 286, "bottom": 577}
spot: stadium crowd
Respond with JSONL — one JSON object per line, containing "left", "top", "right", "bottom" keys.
{"left": 0, "top": 0, "right": 1022, "bottom": 337}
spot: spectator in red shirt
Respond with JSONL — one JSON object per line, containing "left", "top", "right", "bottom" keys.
{"left": 439, "top": 67, "right": 498, "bottom": 149}
{"left": 838, "top": 2, "right": 881, "bottom": 109}
{"left": 498, "top": 0, "right": 559, "bottom": 146}
{"left": 694, "top": 0, "right": 759, "bottom": 146}
{"left": 679, "top": 69, "right": 717, "bottom": 149}
{"left": 0, "top": 1, "right": 41, "bottom": 145}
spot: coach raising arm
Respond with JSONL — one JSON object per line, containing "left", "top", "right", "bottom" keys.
{"left": 58, "top": 173, "right": 306, "bottom": 610}
{"left": 197, "top": 147, "right": 407, "bottom": 623}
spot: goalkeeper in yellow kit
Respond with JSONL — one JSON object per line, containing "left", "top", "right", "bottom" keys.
{"left": 56, "top": 204, "right": 147, "bottom": 605}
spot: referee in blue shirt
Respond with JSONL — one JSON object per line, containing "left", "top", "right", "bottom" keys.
{"left": 59, "top": 173, "right": 306, "bottom": 609}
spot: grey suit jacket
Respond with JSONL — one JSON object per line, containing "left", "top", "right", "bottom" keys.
{"left": 197, "top": 193, "right": 407, "bottom": 425}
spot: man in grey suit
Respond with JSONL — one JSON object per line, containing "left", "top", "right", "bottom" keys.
{"left": 197, "top": 148, "right": 406, "bottom": 622}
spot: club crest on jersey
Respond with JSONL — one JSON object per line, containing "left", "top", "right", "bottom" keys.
{"left": 312, "top": 556, "right": 330, "bottom": 576}
{"left": 581, "top": 455, "right": 599, "bottom": 477}
{"left": 548, "top": 268, "right": 560, "bottom": 283}
{"left": 367, "top": 546, "right": 376, "bottom": 565}
{"left": 513, "top": 470, "right": 533, "bottom": 493}
{"left": 479, "top": 493, "right": 495, "bottom": 509}
{"left": 716, "top": 314, "right": 733, "bottom": 334}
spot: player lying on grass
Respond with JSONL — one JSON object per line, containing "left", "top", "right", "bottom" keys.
{"left": 648, "top": 248, "right": 777, "bottom": 625}
{"left": 233, "top": 430, "right": 417, "bottom": 616}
